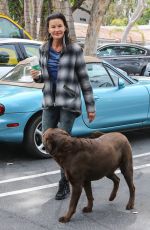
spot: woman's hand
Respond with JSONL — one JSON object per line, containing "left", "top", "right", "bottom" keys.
{"left": 88, "top": 112, "right": 96, "bottom": 123}
{"left": 30, "top": 69, "right": 41, "bottom": 80}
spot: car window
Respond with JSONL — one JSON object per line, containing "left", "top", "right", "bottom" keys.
{"left": 23, "top": 44, "right": 40, "bottom": 57}
{"left": 0, "top": 18, "right": 21, "bottom": 38}
{"left": 97, "top": 46, "right": 122, "bottom": 57}
{"left": 97, "top": 48, "right": 110, "bottom": 56}
{"left": 97, "top": 45, "right": 146, "bottom": 57}
{"left": 120, "top": 46, "right": 146, "bottom": 56}
{"left": 106, "top": 66, "right": 130, "bottom": 86}
{"left": 1, "top": 63, "right": 33, "bottom": 83}
{"left": 86, "top": 63, "right": 114, "bottom": 88}
{"left": 0, "top": 44, "right": 18, "bottom": 65}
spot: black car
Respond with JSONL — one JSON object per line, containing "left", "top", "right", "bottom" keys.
{"left": 97, "top": 43, "right": 150, "bottom": 76}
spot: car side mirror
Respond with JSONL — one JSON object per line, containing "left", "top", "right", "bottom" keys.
{"left": 118, "top": 78, "right": 125, "bottom": 89}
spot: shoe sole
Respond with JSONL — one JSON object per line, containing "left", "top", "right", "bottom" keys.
{"left": 55, "top": 192, "right": 70, "bottom": 200}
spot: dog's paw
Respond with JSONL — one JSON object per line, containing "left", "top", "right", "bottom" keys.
{"left": 109, "top": 193, "right": 116, "bottom": 201}
{"left": 82, "top": 207, "right": 92, "bottom": 213}
{"left": 126, "top": 203, "right": 134, "bottom": 210}
{"left": 59, "top": 216, "right": 70, "bottom": 223}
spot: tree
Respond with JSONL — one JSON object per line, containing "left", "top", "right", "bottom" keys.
{"left": 71, "top": 0, "right": 86, "bottom": 12}
{"left": 0, "top": 0, "right": 9, "bottom": 15}
{"left": 84, "top": 0, "right": 111, "bottom": 56}
{"left": 102, "top": 0, "right": 137, "bottom": 26}
{"left": 37, "top": 0, "right": 84, "bottom": 41}
{"left": 24, "top": 0, "right": 44, "bottom": 39}
{"left": 51, "top": 0, "right": 76, "bottom": 42}
{"left": 121, "top": 0, "right": 147, "bottom": 42}
{"left": 136, "top": 0, "right": 150, "bottom": 25}
{"left": 8, "top": 0, "right": 24, "bottom": 26}
{"left": 39, "top": 0, "right": 53, "bottom": 40}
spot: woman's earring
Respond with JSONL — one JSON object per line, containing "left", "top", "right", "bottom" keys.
{"left": 63, "top": 35, "right": 66, "bottom": 46}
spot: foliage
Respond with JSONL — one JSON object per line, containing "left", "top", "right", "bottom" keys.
{"left": 8, "top": 0, "right": 24, "bottom": 26}
{"left": 69, "top": 0, "right": 76, "bottom": 5}
{"left": 6, "top": 0, "right": 150, "bottom": 27}
{"left": 103, "top": 0, "right": 136, "bottom": 25}
{"left": 136, "top": 8, "right": 150, "bottom": 25}
{"left": 111, "top": 18, "right": 128, "bottom": 26}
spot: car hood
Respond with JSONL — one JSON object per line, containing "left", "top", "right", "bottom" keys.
{"left": 0, "top": 67, "right": 14, "bottom": 78}
{"left": 0, "top": 84, "right": 42, "bottom": 113}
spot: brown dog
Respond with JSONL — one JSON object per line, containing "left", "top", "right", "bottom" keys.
{"left": 43, "top": 128, "right": 135, "bottom": 223}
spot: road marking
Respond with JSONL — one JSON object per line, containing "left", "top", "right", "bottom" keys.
{"left": 116, "top": 163, "right": 150, "bottom": 174}
{"left": 0, "top": 170, "right": 60, "bottom": 184}
{"left": 0, "top": 183, "right": 58, "bottom": 198}
{"left": 0, "top": 152, "right": 150, "bottom": 184}
{"left": 0, "top": 163, "right": 150, "bottom": 198}
{"left": 133, "top": 152, "right": 150, "bottom": 159}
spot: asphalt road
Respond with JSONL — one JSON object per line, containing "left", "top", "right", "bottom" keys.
{"left": 0, "top": 130, "right": 150, "bottom": 230}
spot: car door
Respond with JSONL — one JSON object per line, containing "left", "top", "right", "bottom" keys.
{"left": 112, "top": 46, "right": 147, "bottom": 75}
{"left": 82, "top": 62, "right": 149, "bottom": 130}
{"left": 97, "top": 45, "right": 124, "bottom": 70}
{"left": 0, "top": 14, "right": 32, "bottom": 39}
{"left": 0, "top": 43, "right": 23, "bottom": 78}
{"left": 19, "top": 43, "right": 40, "bottom": 59}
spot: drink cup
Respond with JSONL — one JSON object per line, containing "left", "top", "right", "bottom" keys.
{"left": 30, "top": 56, "right": 40, "bottom": 71}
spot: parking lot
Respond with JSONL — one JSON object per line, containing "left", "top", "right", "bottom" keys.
{"left": 0, "top": 130, "right": 150, "bottom": 230}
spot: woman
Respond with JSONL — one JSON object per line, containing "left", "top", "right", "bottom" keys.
{"left": 31, "top": 12, "right": 96, "bottom": 200}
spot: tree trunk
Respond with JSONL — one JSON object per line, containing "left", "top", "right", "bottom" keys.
{"left": 84, "top": 0, "right": 111, "bottom": 56}
{"left": 39, "top": 0, "right": 50, "bottom": 41}
{"left": 24, "top": 0, "right": 31, "bottom": 34}
{"left": 121, "top": 0, "right": 147, "bottom": 43}
{"left": 52, "top": 0, "right": 76, "bottom": 42}
{"left": 71, "top": 0, "right": 86, "bottom": 12}
{"left": 24, "top": 0, "right": 44, "bottom": 39}
{"left": 0, "top": 0, "right": 9, "bottom": 15}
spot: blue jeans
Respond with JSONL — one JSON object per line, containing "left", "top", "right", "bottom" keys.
{"left": 42, "top": 106, "right": 76, "bottom": 180}
{"left": 42, "top": 106, "right": 76, "bottom": 133}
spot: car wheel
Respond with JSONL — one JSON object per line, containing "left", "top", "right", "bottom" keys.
{"left": 24, "top": 115, "right": 51, "bottom": 158}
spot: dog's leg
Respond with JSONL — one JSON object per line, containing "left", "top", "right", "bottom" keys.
{"left": 121, "top": 168, "right": 135, "bottom": 210}
{"left": 107, "top": 173, "right": 120, "bottom": 201}
{"left": 82, "top": 181, "right": 94, "bottom": 213}
{"left": 59, "top": 184, "right": 82, "bottom": 223}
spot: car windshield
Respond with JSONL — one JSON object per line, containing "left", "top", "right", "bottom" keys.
{"left": 0, "top": 63, "right": 33, "bottom": 83}
{"left": 1, "top": 60, "right": 136, "bottom": 85}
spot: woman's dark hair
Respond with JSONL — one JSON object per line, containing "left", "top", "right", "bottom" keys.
{"left": 45, "top": 12, "right": 71, "bottom": 45}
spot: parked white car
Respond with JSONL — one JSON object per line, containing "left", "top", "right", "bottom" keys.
{"left": 0, "top": 38, "right": 42, "bottom": 78}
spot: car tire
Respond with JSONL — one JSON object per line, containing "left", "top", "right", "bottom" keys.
{"left": 24, "top": 115, "right": 51, "bottom": 159}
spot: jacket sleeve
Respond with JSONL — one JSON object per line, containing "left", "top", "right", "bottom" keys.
{"left": 34, "top": 46, "right": 44, "bottom": 83}
{"left": 75, "top": 46, "right": 95, "bottom": 113}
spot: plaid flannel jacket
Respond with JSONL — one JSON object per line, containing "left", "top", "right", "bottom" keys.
{"left": 36, "top": 41, "right": 95, "bottom": 116}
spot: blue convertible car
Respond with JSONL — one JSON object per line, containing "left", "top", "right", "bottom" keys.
{"left": 0, "top": 56, "right": 150, "bottom": 158}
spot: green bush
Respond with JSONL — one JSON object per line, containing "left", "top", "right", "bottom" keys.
{"left": 111, "top": 18, "right": 128, "bottom": 26}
